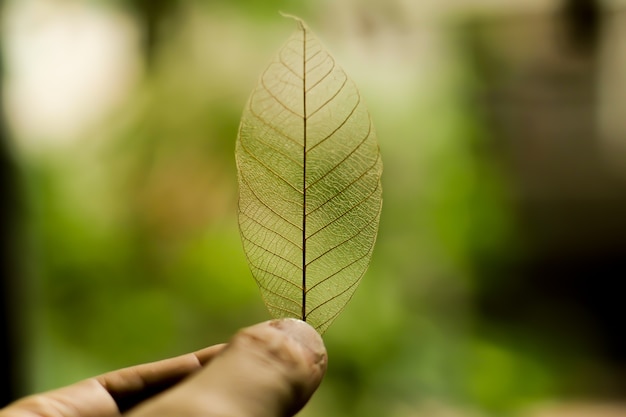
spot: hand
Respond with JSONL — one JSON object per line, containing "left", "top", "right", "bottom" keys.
{"left": 0, "top": 319, "right": 327, "bottom": 417}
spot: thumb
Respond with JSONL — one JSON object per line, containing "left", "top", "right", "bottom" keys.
{"left": 127, "top": 319, "right": 328, "bottom": 417}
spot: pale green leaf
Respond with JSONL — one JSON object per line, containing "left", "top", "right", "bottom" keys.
{"left": 236, "top": 16, "right": 382, "bottom": 334}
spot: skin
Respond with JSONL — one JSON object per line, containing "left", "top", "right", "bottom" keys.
{"left": 0, "top": 319, "right": 327, "bottom": 417}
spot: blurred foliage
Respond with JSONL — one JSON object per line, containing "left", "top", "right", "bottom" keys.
{"left": 2, "top": 0, "right": 621, "bottom": 416}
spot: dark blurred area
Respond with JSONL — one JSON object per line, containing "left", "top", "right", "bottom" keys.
{"left": 1, "top": 0, "right": 625, "bottom": 416}
{"left": 0, "top": 110, "right": 16, "bottom": 407}
{"left": 463, "top": 0, "right": 626, "bottom": 399}
{"left": 1, "top": 0, "right": 22, "bottom": 403}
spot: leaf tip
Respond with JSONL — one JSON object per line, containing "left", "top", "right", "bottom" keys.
{"left": 278, "top": 11, "right": 307, "bottom": 31}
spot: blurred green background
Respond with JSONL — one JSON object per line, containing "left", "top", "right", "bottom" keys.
{"left": 1, "top": 0, "right": 626, "bottom": 416}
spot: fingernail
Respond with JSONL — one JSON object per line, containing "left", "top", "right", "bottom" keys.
{"left": 269, "top": 319, "right": 327, "bottom": 367}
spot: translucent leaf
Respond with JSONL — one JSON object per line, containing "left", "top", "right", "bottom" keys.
{"left": 236, "top": 16, "right": 382, "bottom": 334}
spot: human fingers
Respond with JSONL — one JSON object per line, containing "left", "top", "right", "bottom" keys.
{"left": 127, "top": 319, "right": 327, "bottom": 417}
{"left": 98, "top": 343, "right": 227, "bottom": 412}
{"left": 0, "top": 378, "right": 119, "bottom": 417}
{"left": 0, "top": 343, "right": 226, "bottom": 417}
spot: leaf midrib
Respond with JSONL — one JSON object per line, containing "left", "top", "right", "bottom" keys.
{"left": 301, "top": 23, "right": 308, "bottom": 322}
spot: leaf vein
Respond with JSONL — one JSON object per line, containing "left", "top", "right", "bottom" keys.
{"left": 307, "top": 121, "right": 372, "bottom": 189}
{"left": 240, "top": 123, "right": 303, "bottom": 168}
{"left": 242, "top": 235, "right": 303, "bottom": 271}
{"left": 303, "top": 51, "right": 331, "bottom": 76}
{"left": 305, "top": 56, "right": 337, "bottom": 94}
{"left": 305, "top": 204, "right": 379, "bottom": 267}
{"left": 252, "top": 265, "right": 303, "bottom": 292}
{"left": 264, "top": 301, "right": 300, "bottom": 317}
{"left": 307, "top": 178, "right": 380, "bottom": 242}
{"left": 240, "top": 211, "right": 303, "bottom": 250}
{"left": 313, "top": 308, "right": 343, "bottom": 332}
{"left": 308, "top": 73, "right": 348, "bottom": 118}
{"left": 239, "top": 140, "right": 303, "bottom": 194}
{"left": 305, "top": 49, "right": 321, "bottom": 63}
{"left": 257, "top": 280, "right": 301, "bottom": 306}
{"left": 307, "top": 273, "right": 362, "bottom": 317}
{"left": 277, "top": 53, "right": 303, "bottom": 80}
{"left": 307, "top": 224, "right": 378, "bottom": 296}
{"left": 239, "top": 175, "right": 302, "bottom": 231}
{"left": 247, "top": 104, "right": 302, "bottom": 148}
{"left": 307, "top": 151, "right": 381, "bottom": 218}
{"left": 307, "top": 89, "right": 360, "bottom": 153}
{"left": 260, "top": 76, "right": 303, "bottom": 119}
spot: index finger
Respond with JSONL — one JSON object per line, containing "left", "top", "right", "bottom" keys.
{"left": 0, "top": 343, "right": 226, "bottom": 417}
{"left": 98, "top": 343, "right": 227, "bottom": 412}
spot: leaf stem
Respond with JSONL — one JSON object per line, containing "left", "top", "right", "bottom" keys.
{"left": 301, "top": 24, "right": 307, "bottom": 322}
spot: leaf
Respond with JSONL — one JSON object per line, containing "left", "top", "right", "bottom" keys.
{"left": 236, "top": 15, "right": 382, "bottom": 334}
